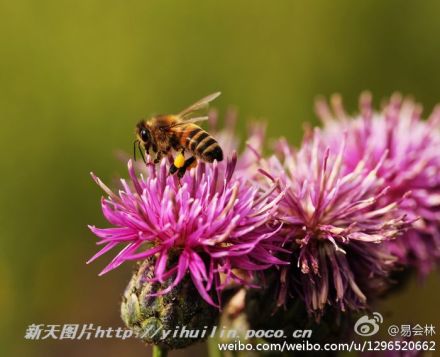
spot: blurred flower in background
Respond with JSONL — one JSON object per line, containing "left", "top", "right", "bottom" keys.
{"left": 317, "top": 93, "right": 440, "bottom": 276}
{"left": 256, "top": 129, "right": 409, "bottom": 315}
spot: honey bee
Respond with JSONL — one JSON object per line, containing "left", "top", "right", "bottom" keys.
{"left": 134, "top": 92, "right": 224, "bottom": 178}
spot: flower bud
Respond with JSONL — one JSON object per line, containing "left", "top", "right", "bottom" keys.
{"left": 121, "top": 258, "right": 219, "bottom": 349}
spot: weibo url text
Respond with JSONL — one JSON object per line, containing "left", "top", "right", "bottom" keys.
{"left": 219, "top": 340, "right": 436, "bottom": 353}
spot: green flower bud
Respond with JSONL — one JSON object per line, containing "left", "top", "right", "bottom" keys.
{"left": 121, "top": 258, "right": 219, "bottom": 349}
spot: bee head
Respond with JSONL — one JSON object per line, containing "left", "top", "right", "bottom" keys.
{"left": 134, "top": 120, "right": 153, "bottom": 163}
{"left": 136, "top": 120, "right": 152, "bottom": 144}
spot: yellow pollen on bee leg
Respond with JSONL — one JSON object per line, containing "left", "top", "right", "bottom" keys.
{"left": 174, "top": 153, "right": 185, "bottom": 168}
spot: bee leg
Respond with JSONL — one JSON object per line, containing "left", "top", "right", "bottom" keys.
{"left": 169, "top": 163, "right": 178, "bottom": 175}
{"left": 177, "top": 167, "right": 186, "bottom": 179}
{"left": 169, "top": 151, "right": 183, "bottom": 176}
{"left": 154, "top": 151, "right": 163, "bottom": 164}
{"left": 177, "top": 157, "right": 197, "bottom": 179}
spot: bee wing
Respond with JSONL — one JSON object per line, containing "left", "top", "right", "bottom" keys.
{"left": 178, "top": 92, "right": 221, "bottom": 119}
{"left": 174, "top": 116, "right": 209, "bottom": 125}
{"left": 164, "top": 116, "right": 209, "bottom": 130}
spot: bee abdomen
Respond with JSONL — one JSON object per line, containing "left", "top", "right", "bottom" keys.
{"left": 184, "top": 127, "right": 223, "bottom": 162}
{"left": 195, "top": 135, "right": 223, "bottom": 162}
{"left": 202, "top": 144, "right": 223, "bottom": 162}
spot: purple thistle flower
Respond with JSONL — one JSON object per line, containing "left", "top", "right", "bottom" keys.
{"left": 257, "top": 130, "right": 409, "bottom": 314}
{"left": 88, "top": 154, "right": 287, "bottom": 307}
{"left": 316, "top": 93, "right": 440, "bottom": 276}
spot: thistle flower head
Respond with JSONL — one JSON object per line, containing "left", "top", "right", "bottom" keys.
{"left": 258, "top": 130, "right": 408, "bottom": 314}
{"left": 317, "top": 93, "right": 440, "bottom": 275}
{"left": 88, "top": 154, "right": 286, "bottom": 307}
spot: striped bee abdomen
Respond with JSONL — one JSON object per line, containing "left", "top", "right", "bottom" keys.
{"left": 181, "top": 124, "right": 223, "bottom": 162}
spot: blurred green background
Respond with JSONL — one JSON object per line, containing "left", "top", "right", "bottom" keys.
{"left": 1, "top": 0, "right": 439, "bottom": 356}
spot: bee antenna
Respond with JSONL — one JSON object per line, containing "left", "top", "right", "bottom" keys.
{"left": 137, "top": 141, "right": 146, "bottom": 164}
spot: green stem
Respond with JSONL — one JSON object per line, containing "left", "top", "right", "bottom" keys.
{"left": 152, "top": 345, "right": 168, "bottom": 357}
